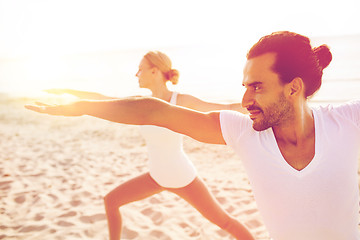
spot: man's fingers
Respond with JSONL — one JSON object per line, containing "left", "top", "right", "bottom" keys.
{"left": 24, "top": 104, "right": 45, "bottom": 113}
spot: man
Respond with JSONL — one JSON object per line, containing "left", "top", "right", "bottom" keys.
{"left": 26, "top": 31, "right": 360, "bottom": 240}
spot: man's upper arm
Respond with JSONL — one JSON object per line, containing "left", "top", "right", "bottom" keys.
{"left": 156, "top": 104, "right": 226, "bottom": 145}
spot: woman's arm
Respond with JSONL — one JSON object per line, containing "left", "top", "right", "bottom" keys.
{"left": 44, "top": 89, "right": 247, "bottom": 113}
{"left": 44, "top": 89, "right": 117, "bottom": 100}
{"left": 25, "top": 96, "right": 226, "bottom": 145}
{"left": 177, "top": 94, "right": 247, "bottom": 113}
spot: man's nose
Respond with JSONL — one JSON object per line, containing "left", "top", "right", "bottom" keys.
{"left": 241, "top": 90, "right": 254, "bottom": 109}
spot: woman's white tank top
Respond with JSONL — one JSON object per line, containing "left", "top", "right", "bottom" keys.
{"left": 139, "top": 92, "right": 197, "bottom": 188}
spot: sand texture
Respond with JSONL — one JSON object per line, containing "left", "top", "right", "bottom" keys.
{"left": 0, "top": 95, "right": 279, "bottom": 239}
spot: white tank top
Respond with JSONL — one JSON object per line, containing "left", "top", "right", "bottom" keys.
{"left": 139, "top": 92, "right": 197, "bottom": 188}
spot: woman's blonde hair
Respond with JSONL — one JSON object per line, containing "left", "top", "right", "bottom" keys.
{"left": 144, "top": 51, "right": 179, "bottom": 85}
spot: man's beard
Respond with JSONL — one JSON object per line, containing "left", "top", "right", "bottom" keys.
{"left": 251, "top": 93, "right": 294, "bottom": 131}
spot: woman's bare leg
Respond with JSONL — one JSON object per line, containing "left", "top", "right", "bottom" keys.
{"left": 104, "top": 173, "right": 163, "bottom": 240}
{"left": 168, "top": 177, "right": 254, "bottom": 240}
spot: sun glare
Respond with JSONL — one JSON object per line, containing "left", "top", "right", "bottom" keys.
{"left": 20, "top": 54, "right": 65, "bottom": 95}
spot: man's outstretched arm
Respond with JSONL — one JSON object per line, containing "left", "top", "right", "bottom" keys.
{"left": 25, "top": 96, "right": 226, "bottom": 145}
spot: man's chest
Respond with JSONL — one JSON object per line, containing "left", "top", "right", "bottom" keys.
{"left": 276, "top": 136, "right": 315, "bottom": 171}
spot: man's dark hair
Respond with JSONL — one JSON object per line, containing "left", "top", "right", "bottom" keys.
{"left": 247, "top": 31, "right": 332, "bottom": 97}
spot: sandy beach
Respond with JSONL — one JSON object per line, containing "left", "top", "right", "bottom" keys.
{"left": 0, "top": 95, "right": 270, "bottom": 240}
{"left": 2, "top": 94, "right": 360, "bottom": 239}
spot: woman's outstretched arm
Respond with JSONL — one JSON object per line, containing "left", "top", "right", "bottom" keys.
{"left": 44, "top": 89, "right": 117, "bottom": 100}
{"left": 177, "top": 94, "right": 247, "bottom": 113}
{"left": 25, "top": 96, "right": 225, "bottom": 145}
{"left": 45, "top": 89, "right": 247, "bottom": 113}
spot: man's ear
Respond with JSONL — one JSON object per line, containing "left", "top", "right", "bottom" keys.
{"left": 287, "top": 77, "right": 305, "bottom": 97}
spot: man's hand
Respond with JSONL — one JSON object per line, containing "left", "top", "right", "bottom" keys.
{"left": 25, "top": 101, "right": 84, "bottom": 116}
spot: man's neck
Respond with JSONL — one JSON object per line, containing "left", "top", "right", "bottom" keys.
{"left": 272, "top": 103, "right": 314, "bottom": 146}
{"left": 271, "top": 103, "right": 315, "bottom": 171}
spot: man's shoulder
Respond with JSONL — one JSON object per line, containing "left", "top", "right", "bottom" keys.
{"left": 219, "top": 110, "right": 255, "bottom": 138}
{"left": 314, "top": 100, "right": 360, "bottom": 129}
{"left": 314, "top": 100, "right": 360, "bottom": 113}
{"left": 220, "top": 110, "right": 250, "bottom": 123}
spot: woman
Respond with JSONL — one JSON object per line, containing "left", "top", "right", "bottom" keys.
{"left": 39, "top": 51, "right": 253, "bottom": 240}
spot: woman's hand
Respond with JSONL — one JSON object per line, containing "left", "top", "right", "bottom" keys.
{"left": 43, "top": 88, "right": 69, "bottom": 95}
{"left": 44, "top": 88, "right": 114, "bottom": 100}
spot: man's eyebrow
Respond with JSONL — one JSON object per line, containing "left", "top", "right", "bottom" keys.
{"left": 242, "top": 81, "right": 263, "bottom": 87}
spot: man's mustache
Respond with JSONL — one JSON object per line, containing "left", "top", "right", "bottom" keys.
{"left": 247, "top": 105, "right": 263, "bottom": 112}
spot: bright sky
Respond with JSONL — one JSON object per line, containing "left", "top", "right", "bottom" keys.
{"left": 1, "top": 0, "right": 359, "bottom": 98}
{"left": 1, "top": 0, "right": 360, "bottom": 58}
